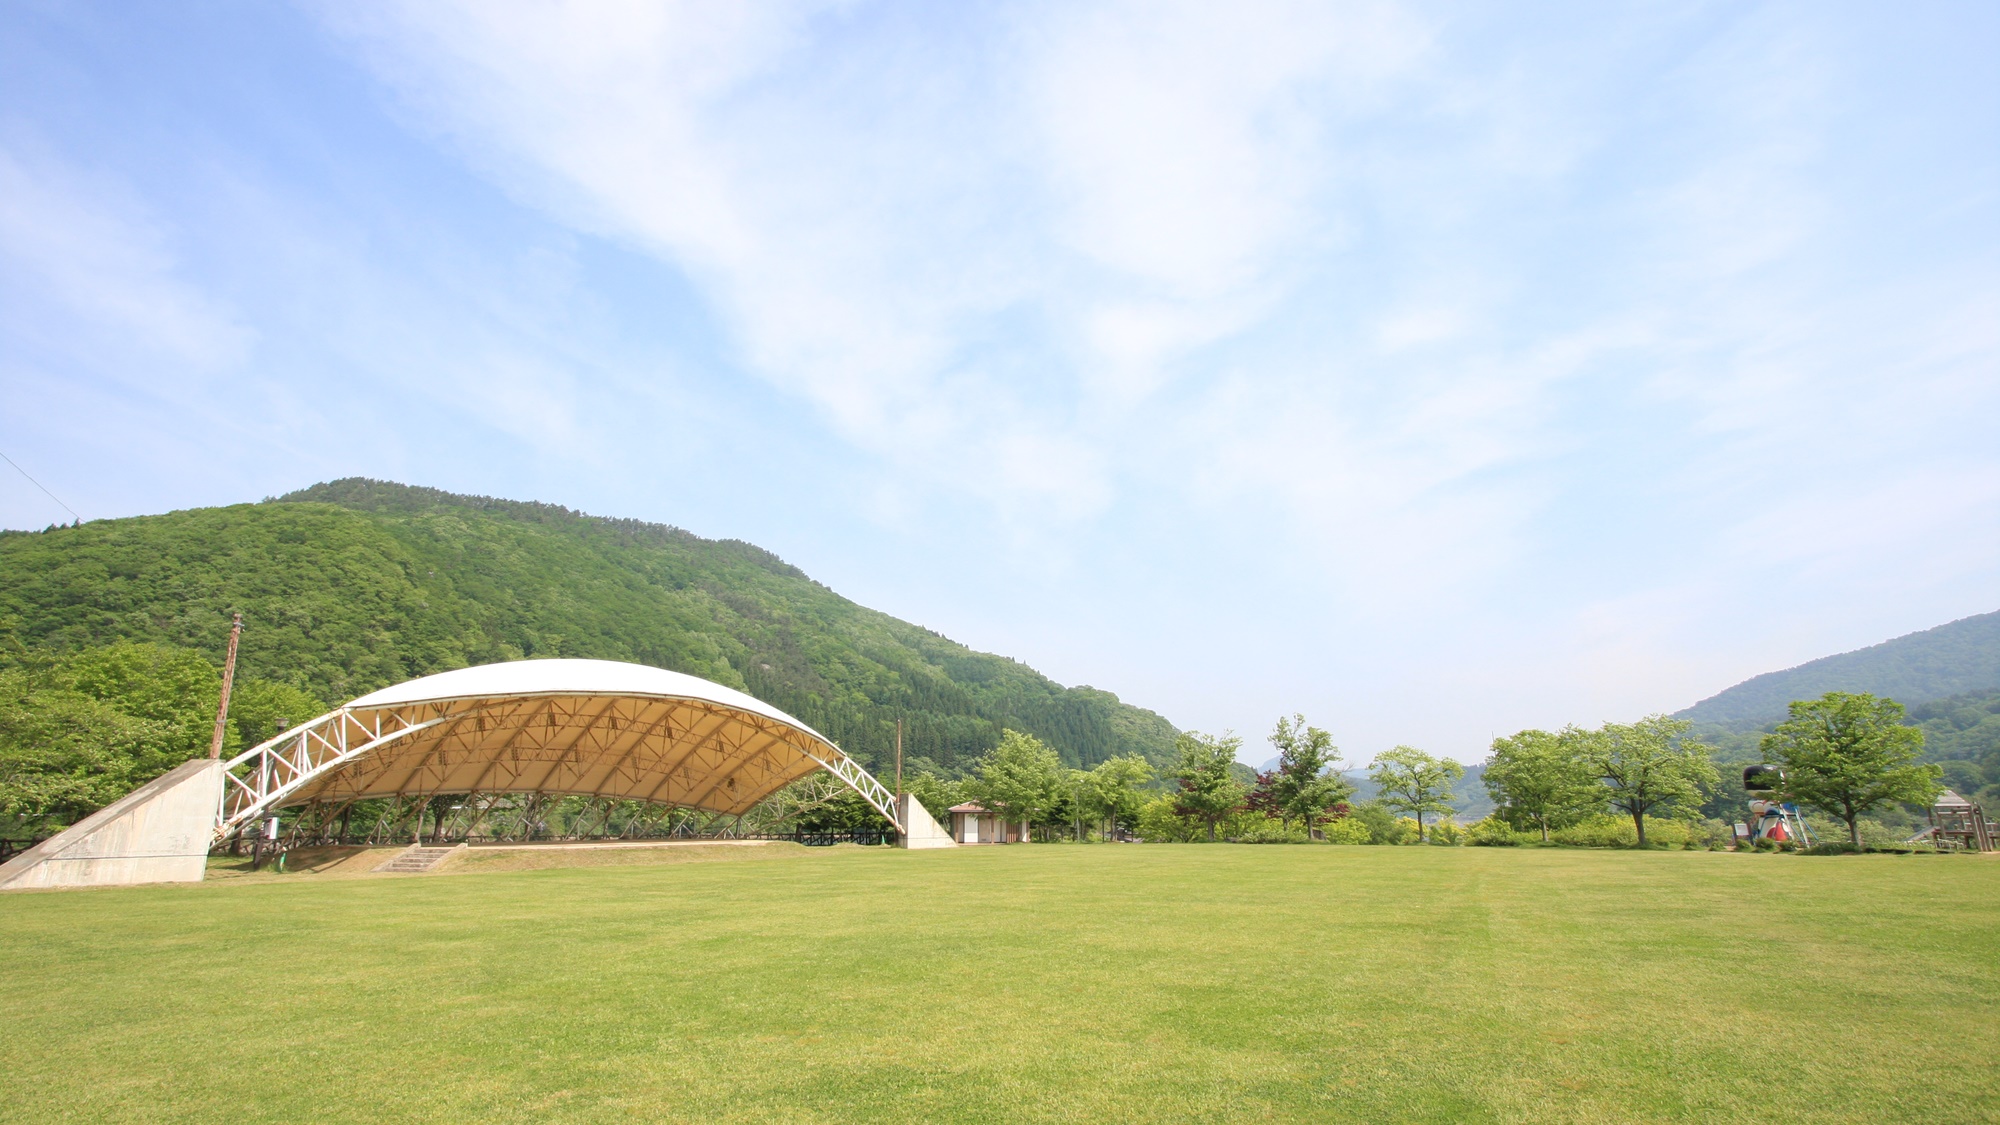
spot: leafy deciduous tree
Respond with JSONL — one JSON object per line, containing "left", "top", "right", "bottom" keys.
{"left": 898, "top": 758, "right": 969, "bottom": 827}
{"left": 967, "top": 729, "right": 1066, "bottom": 836}
{"left": 1347, "top": 800, "right": 1407, "bottom": 845}
{"left": 1082, "top": 754, "right": 1153, "bottom": 839}
{"left": 1368, "top": 746, "right": 1463, "bottom": 842}
{"left": 1585, "top": 716, "right": 1717, "bottom": 847}
{"left": 1135, "top": 792, "right": 1199, "bottom": 842}
{"left": 1760, "top": 692, "right": 1940, "bottom": 847}
{"left": 1170, "top": 731, "right": 1247, "bottom": 842}
{"left": 0, "top": 643, "right": 220, "bottom": 830}
{"left": 1267, "top": 714, "right": 1353, "bottom": 835}
{"left": 1483, "top": 728, "right": 1597, "bottom": 842}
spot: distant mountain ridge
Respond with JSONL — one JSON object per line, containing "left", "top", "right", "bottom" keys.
{"left": 1678, "top": 610, "right": 2000, "bottom": 727}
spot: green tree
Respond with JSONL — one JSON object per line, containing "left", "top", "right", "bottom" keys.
{"left": 0, "top": 682, "right": 165, "bottom": 830}
{"left": 1368, "top": 746, "right": 1463, "bottom": 842}
{"left": 1170, "top": 731, "right": 1247, "bottom": 842}
{"left": 1135, "top": 791, "right": 1200, "bottom": 842}
{"left": 1483, "top": 728, "right": 1597, "bottom": 842}
{"left": 894, "top": 755, "right": 968, "bottom": 826}
{"left": 1760, "top": 692, "right": 1941, "bottom": 848}
{"left": 1081, "top": 754, "right": 1153, "bottom": 839}
{"left": 0, "top": 641, "right": 241, "bottom": 830}
{"left": 227, "top": 678, "right": 327, "bottom": 749}
{"left": 1585, "top": 716, "right": 1717, "bottom": 847}
{"left": 1267, "top": 714, "right": 1353, "bottom": 835}
{"left": 757, "top": 773, "right": 896, "bottom": 834}
{"left": 967, "top": 729, "right": 1067, "bottom": 837}
{"left": 1060, "top": 768, "right": 1091, "bottom": 840}
{"left": 1347, "top": 800, "right": 1408, "bottom": 845}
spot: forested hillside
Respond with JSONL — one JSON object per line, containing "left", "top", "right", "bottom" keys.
{"left": 1678, "top": 610, "right": 2000, "bottom": 727}
{"left": 0, "top": 479, "right": 1179, "bottom": 789}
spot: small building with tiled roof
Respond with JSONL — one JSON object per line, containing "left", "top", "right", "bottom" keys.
{"left": 947, "top": 802, "right": 1028, "bottom": 844}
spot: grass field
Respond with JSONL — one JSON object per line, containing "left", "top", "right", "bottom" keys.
{"left": 2, "top": 845, "right": 1996, "bottom": 1124}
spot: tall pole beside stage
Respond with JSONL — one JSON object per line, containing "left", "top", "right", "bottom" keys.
{"left": 208, "top": 613, "right": 243, "bottom": 759}
{"left": 895, "top": 718, "right": 903, "bottom": 799}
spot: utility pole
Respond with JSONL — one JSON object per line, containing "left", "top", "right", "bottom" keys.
{"left": 895, "top": 718, "right": 904, "bottom": 799}
{"left": 208, "top": 612, "right": 243, "bottom": 759}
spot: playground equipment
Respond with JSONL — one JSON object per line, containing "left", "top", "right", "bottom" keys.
{"left": 1910, "top": 789, "right": 1993, "bottom": 852}
{"left": 1735, "top": 765, "right": 1813, "bottom": 848}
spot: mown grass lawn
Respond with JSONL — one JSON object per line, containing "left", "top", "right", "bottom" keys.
{"left": 1, "top": 845, "right": 1995, "bottom": 1124}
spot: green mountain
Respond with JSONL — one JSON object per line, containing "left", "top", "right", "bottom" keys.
{"left": 1677, "top": 610, "right": 2000, "bottom": 728}
{"left": 0, "top": 479, "right": 1180, "bottom": 780}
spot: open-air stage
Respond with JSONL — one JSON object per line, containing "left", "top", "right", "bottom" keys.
{"left": 0, "top": 657, "right": 952, "bottom": 891}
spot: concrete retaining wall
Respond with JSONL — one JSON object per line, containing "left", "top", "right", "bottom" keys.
{"left": 897, "top": 793, "right": 957, "bottom": 849}
{"left": 0, "top": 758, "right": 223, "bottom": 891}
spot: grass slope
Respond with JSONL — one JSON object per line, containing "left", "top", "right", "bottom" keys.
{"left": 1, "top": 847, "right": 1994, "bottom": 1124}
{"left": 0, "top": 478, "right": 1177, "bottom": 773}
{"left": 1680, "top": 609, "right": 2000, "bottom": 726}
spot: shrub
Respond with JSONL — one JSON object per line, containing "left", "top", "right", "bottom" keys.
{"left": 1551, "top": 815, "right": 1634, "bottom": 848}
{"left": 1233, "top": 818, "right": 1308, "bottom": 844}
{"left": 1465, "top": 816, "right": 1525, "bottom": 846}
{"left": 1426, "top": 820, "right": 1464, "bottom": 846}
{"left": 1347, "top": 801, "right": 1408, "bottom": 845}
{"left": 1321, "top": 817, "right": 1372, "bottom": 844}
{"left": 1644, "top": 819, "right": 1694, "bottom": 849}
{"left": 1134, "top": 798, "right": 1283, "bottom": 843}
{"left": 1693, "top": 818, "right": 1735, "bottom": 848}
{"left": 1550, "top": 815, "right": 1693, "bottom": 849}
{"left": 1855, "top": 818, "right": 1918, "bottom": 849}
{"left": 1680, "top": 820, "right": 1732, "bottom": 850}
{"left": 1135, "top": 794, "right": 1201, "bottom": 842}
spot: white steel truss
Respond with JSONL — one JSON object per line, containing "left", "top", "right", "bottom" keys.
{"left": 217, "top": 708, "right": 456, "bottom": 841}
{"left": 215, "top": 694, "right": 903, "bottom": 842}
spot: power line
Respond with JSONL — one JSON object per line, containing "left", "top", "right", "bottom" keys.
{"left": 0, "top": 450, "right": 82, "bottom": 523}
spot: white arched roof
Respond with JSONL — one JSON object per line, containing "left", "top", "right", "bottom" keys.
{"left": 346, "top": 658, "right": 830, "bottom": 742}
{"left": 219, "top": 658, "right": 897, "bottom": 836}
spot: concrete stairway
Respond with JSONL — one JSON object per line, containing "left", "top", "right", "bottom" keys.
{"left": 373, "top": 844, "right": 464, "bottom": 874}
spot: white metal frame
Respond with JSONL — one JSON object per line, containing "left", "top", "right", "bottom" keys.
{"left": 217, "top": 708, "right": 456, "bottom": 841}
{"left": 216, "top": 695, "right": 904, "bottom": 842}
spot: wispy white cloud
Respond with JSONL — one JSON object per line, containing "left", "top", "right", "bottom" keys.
{"left": 3, "top": 1, "right": 1989, "bottom": 759}
{"left": 313, "top": 1, "right": 1440, "bottom": 512}
{"left": 1021, "top": 0, "right": 1428, "bottom": 402}
{"left": 301, "top": 1, "right": 2000, "bottom": 753}
{"left": 0, "top": 138, "right": 253, "bottom": 375}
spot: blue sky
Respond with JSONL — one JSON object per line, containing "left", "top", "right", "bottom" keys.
{"left": 3, "top": 1, "right": 1996, "bottom": 764}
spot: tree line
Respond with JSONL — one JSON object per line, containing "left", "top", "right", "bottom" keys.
{"left": 0, "top": 631, "right": 1950, "bottom": 853}
{"left": 1484, "top": 694, "right": 1938, "bottom": 848}
{"left": 892, "top": 715, "right": 1476, "bottom": 846}
{"left": 894, "top": 692, "right": 1945, "bottom": 851}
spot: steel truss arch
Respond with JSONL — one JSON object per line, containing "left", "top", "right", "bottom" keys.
{"left": 218, "top": 708, "right": 455, "bottom": 840}
{"left": 215, "top": 661, "right": 904, "bottom": 842}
